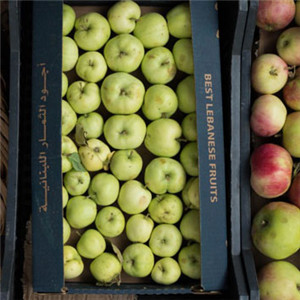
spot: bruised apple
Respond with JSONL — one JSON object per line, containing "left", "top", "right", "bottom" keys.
{"left": 289, "top": 172, "right": 300, "bottom": 208}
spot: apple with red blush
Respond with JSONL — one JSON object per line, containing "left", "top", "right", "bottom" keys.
{"left": 283, "top": 77, "right": 300, "bottom": 111}
{"left": 289, "top": 172, "right": 300, "bottom": 208}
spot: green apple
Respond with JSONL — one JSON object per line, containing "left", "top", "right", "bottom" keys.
{"left": 109, "top": 149, "right": 143, "bottom": 181}
{"left": 104, "top": 114, "right": 146, "bottom": 149}
{"left": 182, "top": 177, "right": 199, "bottom": 209}
{"left": 67, "top": 81, "right": 101, "bottom": 114}
{"left": 76, "top": 51, "right": 107, "bottom": 83}
{"left": 95, "top": 206, "right": 125, "bottom": 238}
{"left": 151, "top": 257, "right": 181, "bottom": 285}
{"left": 62, "top": 185, "right": 69, "bottom": 208}
{"left": 76, "top": 229, "right": 106, "bottom": 259}
{"left": 118, "top": 180, "right": 152, "bottom": 215}
{"left": 126, "top": 214, "right": 154, "bottom": 243}
{"left": 62, "top": 72, "right": 68, "bottom": 98}
{"left": 173, "top": 39, "right": 194, "bottom": 75}
{"left": 144, "top": 157, "right": 186, "bottom": 194}
{"left": 141, "top": 47, "right": 177, "bottom": 84}
{"left": 181, "top": 112, "right": 197, "bottom": 141}
{"left": 166, "top": 3, "right": 192, "bottom": 38}
{"left": 88, "top": 172, "right": 119, "bottom": 206}
{"left": 78, "top": 138, "right": 111, "bottom": 172}
{"left": 66, "top": 196, "right": 97, "bottom": 229}
{"left": 180, "top": 209, "right": 200, "bottom": 242}
{"left": 178, "top": 243, "right": 201, "bottom": 279}
{"left": 149, "top": 224, "right": 182, "bottom": 257}
{"left": 144, "top": 118, "right": 182, "bottom": 157}
{"left": 63, "top": 245, "right": 84, "bottom": 280}
{"left": 62, "top": 36, "right": 78, "bottom": 72}
{"left": 177, "top": 75, "right": 196, "bottom": 113}
{"left": 107, "top": 0, "right": 141, "bottom": 34}
{"left": 61, "top": 100, "right": 77, "bottom": 136}
{"left": 122, "top": 243, "right": 154, "bottom": 278}
{"left": 283, "top": 112, "right": 300, "bottom": 158}
{"left": 62, "top": 135, "right": 78, "bottom": 173}
{"left": 63, "top": 170, "right": 90, "bottom": 196}
{"left": 63, "top": 4, "right": 76, "bottom": 36}
{"left": 101, "top": 72, "right": 145, "bottom": 114}
{"left": 74, "top": 12, "right": 111, "bottom": 51}
{"left": 180, "top": 142, "right": 198, "bottom": 176}
{"left": 251, "top": 201, "right": 300, "bottom": 259}
{"left": 296, "top": 0, "right": 300, "bottom": 26}
{"left": 133, "top": 12, "right": 169, "bottom": 48}
{"left": 76, "top": 112, "right": 104, "bottom": 139}
{"left": 142, "top": 84, "right": 178, "bottom": 120}
{"left": 63, "top": 217, "right": 71, "bottom": 244}
{"left": 104, "top": 34, "right": 144, "bottom": 73}
{"left": 148, "top": 194, "right": 183, "bottom": 224}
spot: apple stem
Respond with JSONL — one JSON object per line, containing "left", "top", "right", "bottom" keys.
{"left": 176, "top": 138, "right": 187, "bottom": 143}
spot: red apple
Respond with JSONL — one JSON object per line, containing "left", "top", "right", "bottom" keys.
{"left": 250, "top": 95, "right": 287, "bottom": 137}
{"left": 256, "top": 0, "right": 295, "bottom": 32}
{"left": 283, "top": 77, "right": 300, "bottom": 110}
{"left": 250, "top": 143, "right": 293, "bottom": 198}
{"left": 289, "top": 172, "right": 300, "bottom": 208}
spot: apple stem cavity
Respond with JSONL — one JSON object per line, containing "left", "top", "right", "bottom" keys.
{"left": 88, "top": 59, "right": 94, "bottom": 67}
{"left": 261, "top": 219, "right": 269, "bottom": 227}
{"left": 119, "top": 88, "right": 128, "bottom": 96}
{"left": 119, "top": 51, "right": 128, "bottom": 58}
{"left": 297, "top": 283, "right": 300, "bottom": 292}
{"left": 120, "top": 129, "right": 128, "bottom": 135}
{"left": 161, "top": 60, "right": 170, "bottom": 66}
{"left": 269, "top": 67, "right": 278, "bottom": 77}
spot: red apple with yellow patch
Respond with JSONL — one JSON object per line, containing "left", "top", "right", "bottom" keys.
{"left": 283, "top": 77, "right": 300, "bottom": 110}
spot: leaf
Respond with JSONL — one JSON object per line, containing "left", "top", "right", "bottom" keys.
{"left": 75, "top": 123, "right": 87, "bottom": 146}
{"left": 111, "top": 241, "right": 123, "bottom": 265}
{"left": 68, "top": 152, "right": 86, "bottom": 172}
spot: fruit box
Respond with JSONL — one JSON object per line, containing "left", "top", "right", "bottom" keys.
{"left": 31, "top": 0, "right": 230, "bottom": 296}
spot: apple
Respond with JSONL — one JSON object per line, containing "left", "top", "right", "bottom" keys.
{"left": 76, "top": 51, "right": 107, "bottom": 83}
{"left": 62, "top": 135, "right": 78, "bottom": 173}
{"left": 76, "top": 229, "right": 106, "bottom": 259}
{"left": 250, "top": 94, "right": 287, "bottom": 137}
{"left": 250, "top": 143, "right": 293, "bottom": 198}
{"left": 95, "top": 206, "right": 125, "bottom": 238}
{"left": 166, "top": 3, "right": 191, "bottom": 38}
{"left": 178, "top": 243, "right": 201, "bottom": 280}
{"left": 107, "top": 0, "right": 141, "bottom": 34}
{"left": 90, "top": 252, "right": 122, "bottom": 284}
{"left": 173, "top": 39, "right": 194, "bottom": 75}
{"left": 104, "top": 34, "right": 144, "bottom": 73}
{"left": 109, "top": 149, "right": 143, "bottom": 181}
{"left": 151, "top": 257, "right": 181, "bottom": 285}
{"left": 64, "top": 170, "right": 90, "bottom": 196}
{"left": 296, "top": 67, "right": 300, "bottom": 78}
{"left": 251, "top": 201, "right": 300, "bottom": 259}
{"left": 282, "top": 112, "right": 300, "bottom": 158}
{"left": 180, "top": 142, "right": 198, "bottom": 176}
{"left": 103, "top": 114, "right": 146, "bottom": 149}
{"left": 122, "top": 243, "right": 154, "bottom": 278}
{"left": 251, "top": 53, "right": 288, "bottom": 94}
{"left": 125, "top": 214, "right": 154, "bottom": 243}
{"left": 63, "top": 4, "right": 76, "bottom": 36}
{"left": 78, "top": 138, "right": 111, "bottom": 172}
{"left": 256, "top": 0, "right": 295, "bottom": 31}
{"left": 67, "top": 81, "right": 101, "bottom": 114}
{"left": 74, "top": 12, "right": 111, "bottom": 51}
{"left": 149, "top": 224, "right": 182, "bottom": 257}
{"left": 148, "top": 194, "right": 183, "bottom": 224}
{"left": 62, "top": 72, "right": 68, "bottom": 98}
{"left": 76, "top": 112, "right": 104, "bottom": 139}
{"left": 142, "top": 84, "right": 178, "bottom": 120}
{"left": 277, "top": 27, "right": 300, "bottom": 66}
{"left": 141, "top": 47, "right": 177, "bottom": 84}
{"left": 66, "top": 196, "right": 97, "bottom": 229}
{"left": 181, "top": 112, "right": 197, "bottom": 141}
{"left": 61, "top": 100, "right": 77, "bottom": 136}
{"left": 63, "top": 245, "right": 84, "bottom": 280}
{"left": 62, "top": 185, "right": 69, "bottom": 208}
{"left": 101, "top": 72, "right": 145, "bottom": 114}
{"left": 133, "top": 12, "right": 169, "bottom": 48}
{"left": 117, "top": 180, "right": 152, "bottom": 215}
{"left": 296, "top": 0, "right": 300, "bottom": 25}
{"left": 62, "top": 36, "right": 78, "bottom": 72}
{"left": 283, "top": 77, "right": 300, "bottom": 110}
{"left": 144, "top": 118, "right": 182, "bottom": 157}
{"left": 182, "top": 177, "right": 199, "bottom": 209}
{"left": 144, "top": 157, "right": 186, "bottom": 194}
{"left": 177, "top": 75, "right": 196, "bottom": 113}
{"left": 289, "top": 172, "right": 300, "bottom": 208}
{"left": 180, "top": 209, "right": 200, "bottom": 242}
{"left": 63, "top": 217, "right": 71, "bottom": 244}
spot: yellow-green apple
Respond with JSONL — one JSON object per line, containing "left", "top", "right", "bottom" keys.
{"left": 66, "top": 196, "right": 97, "bottom": 229}
{"left": 180, "top": 142, "right": 198, "bottom": 176}
{"left": 148, "top": 194, "right": 183, "bottom": 224}
{"left": 151, "top": 257, "right": 181, "bottom": 285}
{"left": 63, "top": 217, "right": 71, "bottom": 244}
{"left": 61, "top": 100, "right": 77, "bottom": 136}
{"left": 178, "top": 243, "right": 201, "bottom": 279}
{"left": 250, "top": 94, "right": 287, "bottom": 137}
{"left": 177, "top": 75, "right": 196, "bottom": 113}
{"left": 62, "top": 36, "right": 78, "bottom": 72}
{"left": 296, "top": 0, "right": 300, "bottom": 25}
{"left": 142, "top": 84, "right": 178, "bottom": 120}
{"left": 64, "top": 170, "right": 90, "bottom": 196}
{"left": 173, "top": 38, "right": 194, "bottom": 75}
{"left": 95, "top": 206, "right": 125, "bottom": 238}
{"left": 109, "top": 149, "right": 143, "bottom": 181}
{"left": 104, "top": 34, "right": 144, "bottom": 73}
{"left": 141, "top": 47, "right": 177, "bottom": 84}
{"left": 125, "top": 214, "right": 154, "bottom": 243}
{"left": 76, "top": 112, "right": 104, "bottom": 139}
{"left": 181, "top": 112, "right": 197, "bottom": 141}
{"left": 144, "top": 157, "right": 186, "bottom": 194}
{"left": 251, "top": 201, "right": 300, "bottom": 259}
{"left": 103, "top": 114, "right": 146, "bottom": 149}
{"left": 289, "top": 172, "right": 300, "bottom": 208}
{"left": 283, "top": 77, "right": 300, "bottom": 110}
{"left": 101, "top": 72, "right": 145, "bottom": 114}
{"left": 63, "top": 245, "right": 84, "bottom": 280}
{"left": 62, "top": 72, "right": 68, "bottom": 98}
{"left": 74, "top": 12, "right": 110, "bottom": 51}
{"left": 180, "top": 209, "right": 200, "bottom": 242}
{"left": 76, "top": 228, "right": 106, "bottom": 259}
{"left": 149, "top": 224, "right": 182, "bottom": 257}
{"left": 62, "top": 185, "right": 69, "bottom": 208}
{"left": 283, "top": 112, "right": 300, "bottom": 157}
{"left": 250, "top": 143, "right": 293, "bottom": 198}
{"left": 118, "top": 180, "right": 152, "bottom": 214}
{"left": 62, "top": 4, "right": 76, "bottom": 36}
{"left": 251, "top": 53, "right": 288, "bottom": 94}
{"left": 166, "top": 3, "right": 191, "bottom": 38}
{"left": 144, "top": 118, "right": 182, "bottom": 157}
{"left": 67, "top": 81, "right": 101, "bottom": 114}
{"left": 182, "top": 177, "right": 199, "bottom": 209}
{"left": 122, "top": 243, "right": 154, "bottom": 278}
{"left": 62, "top": 135, "right": 78, "bottom": 173}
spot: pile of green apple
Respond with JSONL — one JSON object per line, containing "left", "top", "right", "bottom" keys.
{"left": 61, "top": 1, "right": 201, "bottom": 286}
